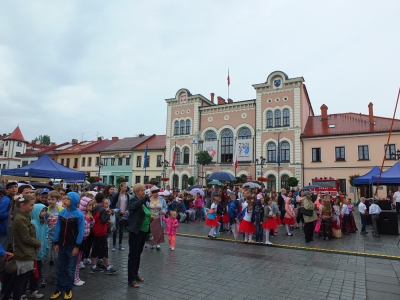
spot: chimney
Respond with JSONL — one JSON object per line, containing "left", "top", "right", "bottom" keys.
{"left": 72, "top": 139, "right": 78, "bottom": 144}
{"left": 320, "top": 104, "right": 328, "bottom": 120}
{"left": 210, "top": 93, "right": 215, "bottom": 103}
{"left": 227, "top": 98, "right": 233, "bottom": 103}
{"left": 368, "top": 102, "right": 375, "bottom": 125}
{"left": 50, "top": 142, "right": 56, "bottom": 146}
{"left": 217, "top": 96, "right": 226, "bottom": 105}
{"left": 138, "top": 134, "right": 145, "bottom": 137}
{"left": 97, "top": 137, "right": 102, "bottom": 141}
{"left": 112, "top": 136, "right": 119, "bottom": 141}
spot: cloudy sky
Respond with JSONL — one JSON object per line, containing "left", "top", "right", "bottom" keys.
{"left": 1, "top": 1, "right": 399, "bottom": 144}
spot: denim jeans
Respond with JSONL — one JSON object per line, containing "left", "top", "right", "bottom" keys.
{"left": 56, "top": 245, "right": 78, "bottom": 292}
{"left": 360, "top": 214, "right": 367, "bottom": 232}
{"left": 255, "top": 222, "right": 263, "bottom": 242}
{"left": 112, "top": 224, "right": 124, "bottom": 247}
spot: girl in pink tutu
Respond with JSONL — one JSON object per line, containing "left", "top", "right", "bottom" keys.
{"left": 205, "top": 197, "right": 220, "bottom": 238}
{"left": 262, "top": 197, "right": 277, "bottom": 245}
{"left": 283, "top": 197, "right": 295, "bottom": 236}
{"left": 236, "top": 202, "right": 255, "bottom": 243}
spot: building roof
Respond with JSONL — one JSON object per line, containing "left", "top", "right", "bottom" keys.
{"left": 57, "top": 141, "right": 100, "bottom": 154}
{"left": 133, "top": 135, "right": 166, "bottom": 150}
{"left": 81, "top": 139, "right": 120, "bottom": 153}
{"left": 102, "top": 135, "right": 153, "bottom": 152}
{"left": 302, "top": 113, "right": 400, "bottom": 138}
{"left": 19, "top": 142, "right": 70, "bottom": 157}
{"left": 4, "top": 126, "right": 26, "bottom": 142}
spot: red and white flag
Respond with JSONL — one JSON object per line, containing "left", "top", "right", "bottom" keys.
{"left": 227, "top": 69, "right": 230, "bottom": 86}
{"left": 171, "top": 147, "right": 176, "bottom": 171}
{"left": 233, "top": 139, "right": 239, "bottom": 168}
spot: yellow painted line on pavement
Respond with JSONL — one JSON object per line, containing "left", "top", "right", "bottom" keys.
{"left": 177, "top": 232, "right": 400, "bottom": 260}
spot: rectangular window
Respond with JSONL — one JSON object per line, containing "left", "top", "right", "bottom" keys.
{"left": 144, "top": 176, "right": 149, "bottom": 184}
{"left": 4, "top": 151, "right": 7, "bottom": 157}
{"left": 81, "top": 157, "right": 86, "bottom": 167}
{"left": 335, "top": 147, "right": 345, "bottom": 161}
{"left": 339, "top": 179, "right": 347, "bottom": 194}
{"left": 88, "top": 157, "right": 92, "bottom": 167}
{"left": 118, "top": 158, "right": 123, "bottom": 166}
{"left": 2, "top": 164, "right": 5, "bottom": 169}
{"left": 17, "top": 165, "right": 20, "bottom": 168}
{"left": 102, "top": 158, "right": 108, "bottom": 166}
{"left": 183, "top": 149, "right": 189, "bottom": 164}
{"left": 125, "top": 176, "right": 129, "bottom": 183}
{"left": 74, "top": 158, "right": 78, "bottom": 168}
{"left": 136, "top": 156, "right": 142, "bottom": 167}
{"left": 156, "top": 176, "right": 161, "bottom": 184}
{"left": 15, "top": 152, "right": 21, "bottom": 156}
{"left": 61, "top": 158, "right": 65, "bottom": 165}
{"left": 135, "top": 176, "right": 141, "bottom": 184}
{"left": 102, "top": 176, "right": 107, "bottom": 182}
{"left": 358, "top": 145, "right": 369, "bottom": 160}
{"left": 312, "top": 148, "right": 321, "bottom": 162}
{"left": 22, "top": 161, "right": 28, "bottom": 166}
{"left": 126, "top": 157, "right": 130, "bottom": 165}
{"left": 66, "top": 158, "right": 70, "bottom": 167}
{"left": 156, "top": 155, "right": 162, "bottom": 167}
{"left": 385, "top": 144, "right": 396, "bottom": 160}
{"left": 110, "top": 158, "right": 115, "bottom": 166}
{"left": 96, "top": 157, "right": 100, "bottom": 166}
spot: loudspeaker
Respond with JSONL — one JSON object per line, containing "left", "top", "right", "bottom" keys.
{"left": 377, "top": 200, "right": 391, "bottom": 210}
{"left": 377, "top": 210, "right": 399, "bottom": 235}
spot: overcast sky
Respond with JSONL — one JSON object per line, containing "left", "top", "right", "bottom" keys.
{"left": 1, "top": 1, "right": 399, "bottom": 144}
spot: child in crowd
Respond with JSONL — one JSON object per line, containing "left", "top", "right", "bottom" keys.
{"left": 283, "top": 197, "right": 295, "bottom": 236}
{"left": 262, "top": 196, "right": 277, "bottom": 245}
{"left": 227, "top": 193, "right": 238, "bottom": 233}
{"left": 162, "top": 211, "right": 179, "bottom": 250}
{"left": 346, "top": 198, "right": 358, "bottom": 233}
{"left": 176, "top": 198, "right": 188, "bottom": 223}
{"left": 271, "top": 195, "right": 280, "bottom": 236}
{"left": 34, "top": 188, "right": 42, "bottom": 203}
{"left": 90, "top": 193, "right": 119, "bottom": 275}
{"left": 39, "top": 188, "right": 50, "bottom": 206}
{"left": 81, "top": 193, "right": 95, "bottom": 265}
{"left": 369, "top": 199, "right": 382, "bottom": 237}
{"left": 237, "top": 202, "right": 255, "bottom": 243}
{"left": 56, "top": 188, "right": 66, "bottom": 207}
{"left": 341, "top": 198, "right": 350, "bottom": 235}
{"left": 205, "top": 197, "right": 220, "bottom": 238}
{"left": 41, "top": 190, "right": 63, "bottom": 288}
{"left": 194, "top": 193, "right": 203, "bottom": 222}
{"left": 186, "top": 194, "right": 196, "bottom": 221}
{"left": 28, "top": 203, "right": 48, "bottom": 298}
{"left": 2, "top": 194, "right": 41, "bottom": 300}
{"left": 252, "top": 200, "right": 264, "bottom": 243}
{"left": 51, "top": 192, "right": 85, "bottom": 300}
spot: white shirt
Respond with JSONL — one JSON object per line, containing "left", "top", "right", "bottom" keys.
{"left": 358, "top": 202, "right": 367, "bottom": 214}
{"left": 369, "top": 203, "right": 382, "bottom": 215}
{"left": 393, "top": 191, "right": 400, "bottom": 203}
{"left": 341, "top": 204, "right": 349, "bottom": 215}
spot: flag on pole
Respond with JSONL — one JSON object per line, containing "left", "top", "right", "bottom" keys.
{"left": 233, "top": 139, "right": 239, "bottom": 168}
{"left": 143, "top": 144, "right": 148, "bottom": 169}
{"left": 227, "top": 69, "right": 230, "bottom": 86}
{"left": 277, "top": 135, "right": 281, "bottom": 166}
{"left": 171, "top": 146, "right": 176, "bottom": 171}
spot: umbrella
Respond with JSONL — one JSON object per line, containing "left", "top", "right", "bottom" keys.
{"left": 207, "top": 171, "right": 237, "bottom": 182}
{"left": 30, "top": 182, "right": 53, "bottom": 190}
{"left": 208, "top": 180, "right": 223, "bottom": 186}
{"left": 302, "top": 185, "right": 322, "bottom": 190}
{"left": 185, "top": 185, "right": 204, "bottom": 191}
{"left": 242, "top": 182, "right": 261, "bottom": 189}
{"left": 17, "top": 183, "right": 35, "bottom": 190}
{"left": 89, "top": 182, "right": 107, "bottom": 189}
{"left": 189, "top": 188, "right": 204, "bottom": 196}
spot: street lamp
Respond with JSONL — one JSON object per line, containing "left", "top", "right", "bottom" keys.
{"left": 390, "top": 150, "right": 400, "bottom": 160}
{"left": 160, "top": 160, "right": 169, "bottom": 189}
{"left": 255, "top": 156, "right": 266, "bottom": 179}
{"left": 95, "top": 156, "right": 103, "bottom": 178}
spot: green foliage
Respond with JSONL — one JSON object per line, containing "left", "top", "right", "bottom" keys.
{"left": 188, "top": 176, "right": 194, "bottom": 186}
{"left": 87, "top": 176, "right": 95, "bottom": 183}
{"left": 235, "top": 176, "right": 244, "bottom": 183}
{"left": 195, "top": 151, "right": 213, "bottom": 166}
{"left": 35, "top": 135, "right": 51, "bottom": 145}
{"left": 288, "top": 177, "right": 299, "bottom": 188}
{"left": 117, "top": 177, "right": 127, "bottom": 185}
{"left": 348, "top": 174, "right": 360, "bottom": 186}
{"left": 149, "top": 178, "right": 158, "bottom": 185}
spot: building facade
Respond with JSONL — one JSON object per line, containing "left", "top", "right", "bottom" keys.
{"left": 0, "top": 126, "right": 27, "bottom": 169}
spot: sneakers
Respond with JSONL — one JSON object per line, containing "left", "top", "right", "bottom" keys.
{"left": 286, "top": 233, "right": 293, "bottom": 236}
{"left": 50, "top": 290, "right": 62, "bottom": 300}
{"left": 79, "top": 261, "right": 85, "bottom": 269}
{"left": 90, "top": 266, "right": 104, "bottom": 273}
{"left": 106, "top": 267, "right": 119, "bottom": 275}
{"left": 119, "top": 246, "right": 125, "bottom": 251}
{"left": 28, "top": 291, "right": 44, "bottom": 299}
{"left": 171, "top": 247, "right": 175, "bottom": 251}
{"left": 111, "top": 246, "right": 116, "bottom": 251}
{"left": 265, "top": 241, "right": 273, "bottom": 245}
{"left": 39, "top": 278, "right": 47, "bottom": 288}
{"left": 64, "top": 290, "right": 72, "bottom": 300}
{"left": 74, "top": 280, "right": 85, "bottom": 286}
{"left": 83, "top": 258, "right": 91, "bottom": 265}
{"left": 156, "top": 245, "right": 161, "bottom": 250}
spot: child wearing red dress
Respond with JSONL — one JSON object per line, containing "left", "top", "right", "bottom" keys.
{"left": 283, "top": 197, "right": 295, "bottom": 236}
{"left": 262, "top": 197, "right": 277, "bottom": 245}
{"left": 237, "top": 202, "right": 255, "bottom": 243}
{"left": 205, "top": 197, "right": 220, "bottom": 238}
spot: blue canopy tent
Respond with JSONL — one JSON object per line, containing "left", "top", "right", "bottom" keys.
{"left": 371, "top": 162, "right": 400, "bottom": 185}
{"left": 353, "top": 166, "right": 381, "bottom": 185}
{"left": 1, "top": 154, "right": 86, "bottom": 180}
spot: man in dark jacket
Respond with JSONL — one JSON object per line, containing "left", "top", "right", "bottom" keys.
{"left": 278, "top": 188, "right": 286, "bottom": 222}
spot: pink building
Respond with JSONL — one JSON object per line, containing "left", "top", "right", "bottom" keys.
{"left": 165, "top": 71, "right": 313, "bottom": 190}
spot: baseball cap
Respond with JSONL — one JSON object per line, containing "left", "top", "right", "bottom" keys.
{"left": 304, "top": 191, "right": 311, "bottom": 196}
{"left": 40, "top": 188, "right": 50, "bottom": 194}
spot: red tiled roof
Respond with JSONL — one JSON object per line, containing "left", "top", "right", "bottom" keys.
{"left": 133, "top": 135, "right": 166, "bottom": 150}
{"left": 102, "top": 135, "right": 153, "bottom": 152}
{"left": 5, "top": 126, "right": 25, "bottom": 142}
{"left": 302, "top": 113, "right": 400, "bottom": 138}
{"left": 58, "top": 141, "right": 99, "bottom": 154}
{"left": 81, "top": 139, "right": 120, "bottom": 153}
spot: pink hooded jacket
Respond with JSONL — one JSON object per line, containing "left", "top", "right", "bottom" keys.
{"left": 162, "top": 215, "right": 179, "bottom": 236}
{"left": 284, "top": 197, "right": 295, "bottom": 219}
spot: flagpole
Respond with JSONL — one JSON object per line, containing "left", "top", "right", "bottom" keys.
{"left": 227, "top": 68, "right": 230, "bottom": 101}
{"left": 277, "top": 132, "right": 280, "bottom": 190}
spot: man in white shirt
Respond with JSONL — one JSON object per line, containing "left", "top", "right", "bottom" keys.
{"left": 392, "top": 187, "right": 400, "bottom": 216}
{"left": 358, "top": 197, "right": 368, "bottom": 235}
{"left": 369, "top": 199, "right": 382, "bottom": 237}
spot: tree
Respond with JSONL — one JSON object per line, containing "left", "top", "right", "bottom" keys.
{"left": 348, "top": 174, "right": 360, "bottom": 187}
{"left": 235, "top": 176, "right": 244, "bottom": 183}
{"left": 117, "top": 177, "right": 127, "bottom": 185}
{"left": 188, "top": 176, "right": 194, "bottom": 186}
{"left": 195, "top": 151, "right": 213, "bottom": 186}
{"left": 149, "top": 178, "right": 159, "bottom": 186}
{"left": 35, "top": 135, "right": 51, "bottom": 145}
{"left": 288, "top": 177, "right": 299, "bottom": 188}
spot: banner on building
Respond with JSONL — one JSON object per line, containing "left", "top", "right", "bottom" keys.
{"left": 237, "top": 139, "right": 252, "bottom": 161}
{"left": 204, "top": 141, "right": 218, "bottom": 163}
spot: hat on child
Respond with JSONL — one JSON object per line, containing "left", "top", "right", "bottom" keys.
{"left": 40, "top": 188, "right": 50, "bottom": 194}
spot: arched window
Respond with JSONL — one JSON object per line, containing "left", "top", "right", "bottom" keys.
{"left": 283, "top": 109, "right": 290, "bottom": 126}
{"left": 175, "top": 148, "right": 181, "bottom": 165}
{"left": 186, "top": 120, "right": 191, "bottom": 135}
{"left": 275, "top": 110, "right": 281, "bottom": 127}
{"left": 180, "top": 120, "right": 185, "bottom": 135}
{"left": 182, "top": 175, "right": 188, "bottom": 190}
{"left": 173, "top": 174, "right": 179, "bottom": 189}
{"left": 238, "top": 127, "right": 251, "bottom": 139}
{"left": 221, "top": 129, "right": 233, "bottom": 163}
{"left": 267, "top": 175, "right": 276, "bottom": 191}
{"left": 205, "top": 130, "right": 217, "bottom": 141}
{"left": 267, "top": 142, "right": 276, "bottom": 162}
{"left": 281, "top": 175, "right": 289, "bottom": 190}
{"left": 183, "top": 147, "right": 189, "bottom": 164}
{"left": 266, "top": 111, "right": 273, "bottom": 128}
{"left": 281, "top": 141, "right": 290, "bottom": 162}
{"left": 240, "top": 174, "right": 247, "bottom": 183}
{"left": 174, "top": 121, "right": 179, "bottom": 135}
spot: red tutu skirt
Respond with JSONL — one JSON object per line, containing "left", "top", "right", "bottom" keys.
{"left": 239, "top": 220, "right": 256, "bottom": 234}
{"left": 205, "top": 214, "right": 220, "bottom": 227}
{"left": 222, "top": 213, "right": 230, "bottom": 223}
{"left": 262, "top": 218, "right": 277, "bottom": 230}
{"left": 275, "top": 214, "right": 281, "bottom": 225}
{"left": 332, "top": 219, "right": 341, "bottom": 230}
{"left": 283, "top": 217, "right": 295, "bottom": 225}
